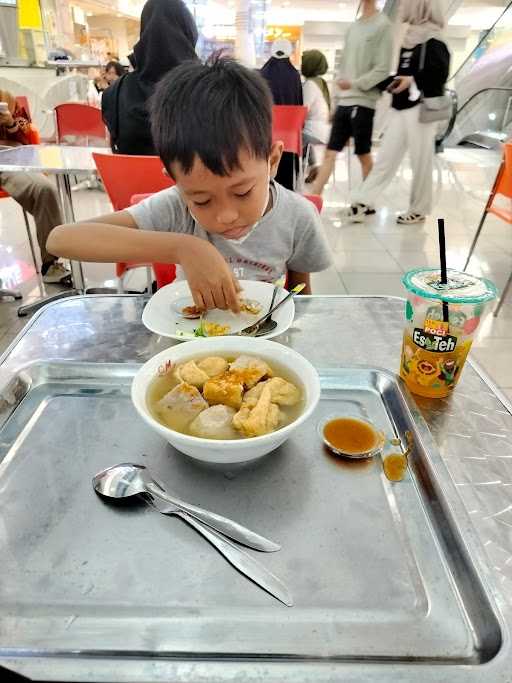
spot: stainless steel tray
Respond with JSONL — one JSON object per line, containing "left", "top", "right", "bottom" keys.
{"left": 0, "top": 361, "right": 502, "bottom": 665}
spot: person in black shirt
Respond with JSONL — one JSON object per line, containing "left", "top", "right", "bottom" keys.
{"left": 348, "top": 0, "right": 450, "bottom": 224}
{"left": 260, "top": 39, "right": 303, "bottom": 191}
{"left": 102, "top": 0, "right": 198, "bottom": 156}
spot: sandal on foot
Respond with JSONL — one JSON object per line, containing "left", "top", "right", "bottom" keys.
{"left": 397, "top": 212, "right": 425, "bottom": 225}
{"left": 341, "top": 203, "right": 374, "bottom": 223}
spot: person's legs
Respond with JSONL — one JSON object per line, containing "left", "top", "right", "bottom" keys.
{"left": 0, "top": 172, "right": 65, "bottom": 275}
{"left": 406, "top": 107, "right": 437, "bottom": 217}
{"left": 351, "top": 109, "right": 408, "bottom": 210}
{"left": 358, "top": 153, "right": 373, "bottom": 179}
{"left": 309, "top": 149, "right": 337, "bottom": 195}
{"left": 352, "top": 106, "right": 375, "bottom": 180}
{"left": 310, "top": 106, "right": 351, "bottom": 195}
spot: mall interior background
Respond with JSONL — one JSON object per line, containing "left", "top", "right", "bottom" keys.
{"left": 1, "top": 0, "right": 512, "bottom": 402}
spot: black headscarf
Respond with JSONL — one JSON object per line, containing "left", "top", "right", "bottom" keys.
{"left": 260, "top": 57, "right": 303, "bottom": 106}
{"left": 102, "top": 0, "right": 198, "bottom": 156}
{"left": 134, "top": 0, "right": 198, "bottom": 85}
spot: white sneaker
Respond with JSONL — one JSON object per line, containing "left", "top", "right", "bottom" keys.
{"left": 42, "top": 262, "right": 72, "bottom": 284}
{"left": 341, "top": 203, "right": 372, "bottom": 223}
{"left": 397, "top": 212, "right": 426, "bottom": 225}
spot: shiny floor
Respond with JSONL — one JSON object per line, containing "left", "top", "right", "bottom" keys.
{"left": 1, "top": 146, "right": 511, "bottom": 402}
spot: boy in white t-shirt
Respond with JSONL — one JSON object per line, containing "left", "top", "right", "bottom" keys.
{"left": 48, "top": 57, "right": 331, "bottom": 313}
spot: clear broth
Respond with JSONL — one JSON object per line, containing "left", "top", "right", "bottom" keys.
{"left": 147, "top": 353, "right": 305, "bottom": 439}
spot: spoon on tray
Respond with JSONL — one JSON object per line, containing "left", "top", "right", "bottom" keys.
{"left": 144, "top": 495, "right": 293, "bottom": 607}
{"left": 92, "top": 463, "right": 280, "bottom": 552}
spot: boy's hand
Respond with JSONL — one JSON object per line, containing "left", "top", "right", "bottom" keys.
{"left": 178, "top": 236, "right": 241, "bottom": 313}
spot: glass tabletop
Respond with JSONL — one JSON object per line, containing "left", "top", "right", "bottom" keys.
{"left": 0, "top": 144, "right": 111, "bottom": 174}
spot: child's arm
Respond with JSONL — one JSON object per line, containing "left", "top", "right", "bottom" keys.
{"left": 288, "top": 271, "right": 311, "bottom": 294}
{"left": 47, "top": 212, "right": 241, "bottom": 312}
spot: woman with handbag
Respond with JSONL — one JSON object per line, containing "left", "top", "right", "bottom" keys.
{"left": 346, "top": 0, "right": 450, "bottom": 225}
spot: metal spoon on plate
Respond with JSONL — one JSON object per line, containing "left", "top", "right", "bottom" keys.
{"left": 92, "top": 463, "right": 280, "bottom": 552}
{"left": 239, "top": 283, "right": 305, "bottom": 337}
{"left": 252, "top": 284, "right": 280, "bottom": 337}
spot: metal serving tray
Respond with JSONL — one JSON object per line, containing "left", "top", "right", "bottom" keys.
{"left": 0, "top": 362, "right": 502, "bottom": 665}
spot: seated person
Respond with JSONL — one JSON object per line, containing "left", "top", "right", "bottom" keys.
{"left": 95, "top": 61, "right": 125, "bottom": 93}
{"left": 105, "top": 60, "right": 125, "bottom": 85}
{"left": 0, "top": 90, "right": 71, "bottom": 283}
{"left": 48, "top": 57, "right": 332, "bottom": 311}
{"left": 301, "top": 49, "right": 331, "bottom": 183}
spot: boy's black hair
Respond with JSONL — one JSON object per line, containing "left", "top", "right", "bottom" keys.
{"left": 149, "top": 56, "right": 273, "bottom": 177}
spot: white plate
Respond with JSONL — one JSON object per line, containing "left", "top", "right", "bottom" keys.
{"left": 142, "top": 279, "right": 294, "bottom": 340}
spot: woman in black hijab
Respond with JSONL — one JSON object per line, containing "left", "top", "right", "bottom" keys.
{"left": 102, "top": 0, "right": 198, "bottom": 155}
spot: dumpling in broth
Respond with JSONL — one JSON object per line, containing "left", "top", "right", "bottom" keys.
{"left": 244, "top": 377, "right": 301, "bottom": 407}
{"left": 203, "top": 372, "right": 245, "bottom": 410}
{"left": 233, "top": 385, "right": 283, "bottom": 438}
{"left": 197, "top": 356, "right": 229, "bottom": 377}
{"left": 177, "top": 360, "right": 210, "bottom": 388}
{"left": 229, "top": 355, "right": 272, "bottom": 389}
{"left": 156, "top": 382, "right": 208, "bottom": 430}
{"left": 189, "top": 405, "right": 238, "bottom": 439}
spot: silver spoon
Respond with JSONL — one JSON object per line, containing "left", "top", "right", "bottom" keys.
{"left": 92, "top": 463, "right": 280, "bottom": 552}
{"left": 239, "top": 283, "right": 305, "bottom": 337}
{"left": 253, "top": 284, "right": 280, "bottom": 337}
{"left": 145, "top": 495, "right": 293, "bottom": 607}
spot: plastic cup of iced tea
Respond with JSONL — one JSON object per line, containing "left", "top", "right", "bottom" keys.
{"left": 399, "top": 268, "right": 497, "bottom": 399}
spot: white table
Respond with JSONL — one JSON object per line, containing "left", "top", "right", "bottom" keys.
{"left": 0, "top": 144, "right": 112, "bottom": 314}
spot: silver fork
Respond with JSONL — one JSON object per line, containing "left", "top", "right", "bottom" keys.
{"left": 238, "top": 283, "right": 305, "bottom": 336}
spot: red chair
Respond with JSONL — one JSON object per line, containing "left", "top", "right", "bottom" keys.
{"left": 304, "top": 194, "right": 323, "bottom": 214}
{"left": 54, "top": 103, "right": 107, "bottom": 144}
{"left": 128, "top": 192, "right": 323, "bottom": 291}
{"left": 0, "top": 96, "right": 39, "bottom": 275}
{"left": 15, "top": 95, "right": 30, "bottom": 116}
{"left": 464, "top": 141, "right": 512, "bottom": 317}
{"left": 93, "top": 153, "right": 175, "bottom": 291}
{"left": 272, "top": 105, "right": 308, "bottom": 189}
{"left": 130, "top": 193, "right": 176, "bottom": 290}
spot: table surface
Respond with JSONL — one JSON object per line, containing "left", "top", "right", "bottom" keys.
{"left": 0, "top": 144, "right": 110, "bottom": 174}
{"left": 1, "top": 294, "right": 511, "bottom": 683}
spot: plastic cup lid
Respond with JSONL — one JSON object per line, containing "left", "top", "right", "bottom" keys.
{"left": 402, "top": 268, "right": 497, "bottom": 304}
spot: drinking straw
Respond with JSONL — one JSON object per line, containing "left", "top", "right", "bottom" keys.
{"left": 437, "top": 218, "right": 449, "bottom": 324}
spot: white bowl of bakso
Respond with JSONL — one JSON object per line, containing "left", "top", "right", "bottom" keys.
{"left": 131, "top": 337, "right": 320, "bottom": 465}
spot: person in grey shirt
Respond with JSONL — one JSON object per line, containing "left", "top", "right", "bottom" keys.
{"left": 128, "top": 180, "right": 331, "bottom": 285}
{"left": 48, "top": 57, "right": 331, "bottom": 312}
{"left": 310, "top": 0, "right": 393, "bottom": 197}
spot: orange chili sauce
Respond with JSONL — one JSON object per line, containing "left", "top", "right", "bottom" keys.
{"left": 323, "top": 417, "right": 379, "bottom": 455}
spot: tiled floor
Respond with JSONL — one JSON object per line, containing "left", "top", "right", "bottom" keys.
{"left": 1, "top": 146, "right": 511, "bottom": 402}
